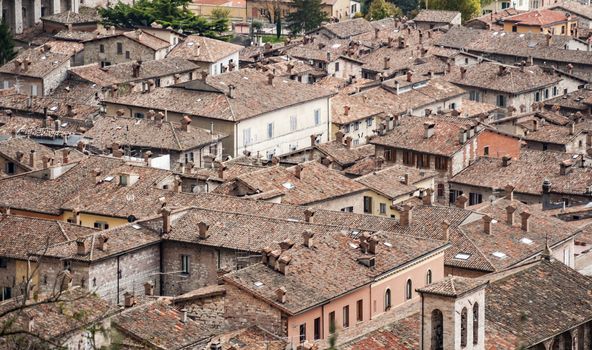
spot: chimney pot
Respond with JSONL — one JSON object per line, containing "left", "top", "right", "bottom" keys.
{"left": 29, "top": 150, "right": 36, "bottom": 168}
{"left": 367, "top": 236, "right": 378, "bottom": 254}
{"left": 344, "top": 136, "right": 352, "bottom": 149}
{"left": 441, "top": 220, "right": 450, "bottom": 240}
{"left": 294, "top": 164, "right": 303, "bottom": 179}
{"left": 62, "top": 149, "right": 70, "bottom": 164}
{"left": 406, "top": 70, "right": 413, "bottom": 82}
{"left": 267, "top": 73, "right": 275, "bottom": 86}
{"left": 96, "top": 234, "right": 109, "bottom": 251}
{"left": 76, "top": 238, "right": 86, "bottom": 255}
{"left": 302, "top": 230, "right": 315, "bottom": 248}
{"left": 505, "top": 184, "right": 514, "bottom": 200}
{"left": 198, "top": 221, "right": 209, "bottom": 239}
{"left": 423, "top": 188, "right": 434, "bottom": 206}
{"left": 399, "top": 204, "right": 413, "bottom": 226}
{"left": 502, "top": 155, "right": 512, "bottom": 167}
{"left": 423, "top": 121, "right": 435, "bottom": 138}
{"left": 144, "top": 282, "right": 154, "bottom": 296}
{"left": 304, "top": 208, "right": 315, "bottom": 223}
{"left": 560, "top": 160, "right": 573, "bottom": 175}
{"left": 335, "top": 131, "right": 345, "bottom": 143}
{"left": 276, "top": 287, "right": 287, "bottom": 303}
{"left": 123, "top": 292, "right": 135, "bottom": 308}
{"left": 483, "top": 215, "right": 493, "bottom": 234}
{"left": 277, "top": 255, "right": 291, "bottom": 274}
{"left": 506, "top": 205, "right": 516, "bottom": 226}
{"left": 520, "top": 211, "right": 531, "bottom": 232}
{"left": 455, "top": 194, "right": 468, "bottom": 209}
{"left": 161, "top": 206, "right": 172, "bottom": 234}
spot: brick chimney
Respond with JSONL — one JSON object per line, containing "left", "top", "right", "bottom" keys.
{"left": 458, "top": 128, "right": 467, "bottom": 144}
{"left": 77, "top": 141, "right": 86, "bottom": 153}
{"left": 267, "top": 73, "right": 275, "bottom": 86}
{"left": 402, "top": 173, "right": 409, "bottom": 185}
{"left": 29, "top": 150, "right": 36, "bottom": 168}
{"left": 41, "top": 155, "right": 51, "bottom": 169}
{"left": 546, "top": 33, "right": 552, "bottom": 47}
{"left": 279, "top": 238, "right": 295, "bottom": 252}
{"left": 506, "top": 205, "right": 516, "bottom": 226}
{"left": 423, "top": 188, "right": 434, "bottom": 205}
{"left": 344, "top": 105, "right": 350, "bottom": 116}
{"left": 124, "top": 292, "right": 135, "bottom": 307}
{"left": 569, "top": 122, "right": 575, "bottom": 136}
{"left": 76, "top": 238, "right": 86, "bottom": 255}
{"left": 161, "top": 206, "right": 171, "bottom": 234}
{"left": 228, "top": 84, "right": 236, "bottom": 99}
{"left": 276, "top": 287, "right": 287, "bottom": 303}
{"left": 344, "top": 136, "right": 352, "bottom": 149}
{"left": 520, "top": 211, "right": 531, "bottom": 232}
{"left": 112, "top": 143, "right": 123, "bottom": 158}
{"left": 304, "top": 208, "right": 315, "bottom": 223}
{"left": 198, "top": 221, "right": 209, "bottom": 239}
{"left": 483, "top": 215, "right": 493, "bottom": 235}
{"left": 144, "top": 282, "right": 154, "bottom": 296}
{"left": 501, "top": 155, "right": 512, "bottom": 167}
{"left": 261, "top": 247, "right": 272, "bottom": 265}
{"left": 302, "top": 230, "right": 315, "bottom": 248}
{"left": 335, "top": 131, "right": 345, "bottom": 143}
{"left": 400, "top": 204, "right": 413, "bottom": 226}
{"left": 91, "top": 168, "right": 102, "bottom": 184}
{"left": 505, "top": 184, "right": 514, "bottom": 201}
{"left": 182, "top": 115, "right": 192, "bottom": 132}
{"left": 460, "top": 67, "right": 467, "bottom": 79}
{"left": 455, "top": 194, "right": 468, "bottom": 209}
{"left": 96, "top": 234, "right": 109, "bottom": 251}
{"left": 143, "top": 150, "right": 153, "bottom": 166}
{"left": 384, "top": 57, "right": 390, "bottom": 70}
{"left": 367, "top": 236, "right": 378, "bottom": 254}
{"left": 132, "top": 60, "right": 142, "bottom": 78}
{"left": 406, "top": 70, "right": 413, "bottom": 82}
{"left": 15, "top": 151, "right": 24, "bottom": 163}
{"left": 423, "top": 121, "right": 435, "bottom": 139}
{"left": 277, "top": 255, "right": 291, "bottom": 274}
{"left": 560, "top": 160, "right": 572, "bottom": 175}
{"left": 294, "top": 164, "right": 303, "bottom": 179}
{"left": 441, "top": 220, "right": 450, "bottom": 240}
{"left": 61, "top": 149, "right": 70, "bottom": 164}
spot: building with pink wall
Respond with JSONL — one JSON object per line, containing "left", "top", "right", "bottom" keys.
{"left": 222, "top": 229, "right": 449, "bottom": 344}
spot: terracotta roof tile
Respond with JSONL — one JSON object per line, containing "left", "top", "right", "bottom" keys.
{"left": 355, "top": 164, "right": 436, "bottom": 199}
{"left": 168, "top": 35, "right": 242, "bottom": 63}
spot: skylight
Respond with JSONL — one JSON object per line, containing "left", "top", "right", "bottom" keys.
{"left": 492, "top": 251, "right": 507, "bottom": 259}
{"left": 384, "top": 242, "right": 393, "bottom": 248}
{"left": 282, "top": 182, "right": 295, "bottom": 189}
{"left": 103, "top": 176, "right": 114, "bottom": 182}
{"left": 454, "top": 252, "right": 471, "bottom": 260}
{"left": 132, "top": 224, "right": 141, "bottom": 230}
{"left": 254, "top": 281, "right": 264, "bottom": 288}
{"left": 349, "top": 242, "right": 359, "bottom": 249}
{"left": 520, "top": 237, "right": 533, "bottom": 245}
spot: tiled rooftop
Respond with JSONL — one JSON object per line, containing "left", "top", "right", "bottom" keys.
{"left": 0, "top": 47, "right": 71, "bottom": 78}
{"left": 167, "top": 34, "right": 243, "bottom": 63}
{"left": 413, "top": 9, "right": 460, "bottom": 23}
{"left": 355, "top": 164, "right": 436, "bottom": 199}
{"left": 503, "top": 9, "right": 573, "bottom": 26}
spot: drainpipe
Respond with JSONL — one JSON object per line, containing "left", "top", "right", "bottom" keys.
{"left": 420, "top": 294, "right": 425, "bottom": 350}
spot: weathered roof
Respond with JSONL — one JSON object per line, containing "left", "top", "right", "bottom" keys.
{"left": 417, "top": 275, "right": 487, "bottom": 297}
{"left": 317, "top": 18, "right": 375, "bottom": 39}
{"left": 413, "top": 9, "right": 461, "bottom": 23}
{"left": 40, "top": 8, "right": 100, "bottom": 24}
{"left": 167, "top": 35, "right": 243, "bottom": 63}
{"left": 355, "top": 164, "right": 436, "bottom": 200}
{"left": 0, "top": 47, "right": 71, "bottom": 78}
{"left": 503, "top": 9, "right": 573, "bottom": 27}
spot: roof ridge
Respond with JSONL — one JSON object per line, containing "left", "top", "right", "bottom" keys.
{"left": 56, "top": 221, "right": 70, "bottom": 241}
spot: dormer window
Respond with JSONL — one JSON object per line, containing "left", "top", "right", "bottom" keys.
{"left": 119, "top": 173, "right": 139, "bottom": 187}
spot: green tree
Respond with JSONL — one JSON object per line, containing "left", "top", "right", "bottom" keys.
{"left": 393, "top": 0, "right": 419, "bottom": 14}
{"left": 276, "top": 13, "right": 282, "bottom": 39}
{"left": 366, "top": 0, "right": 402, "bottom": 20}
{"left": 427, "top": 0, "right": 480, "bottom": 21}
{"left": 0, "top": 20, "right": 15, "bottom": 65}
{"left": 285, "top": 0, "right": 328, "bottom": 35}
{"left": 98, "top": 0, "right": 228, "bottom": 38}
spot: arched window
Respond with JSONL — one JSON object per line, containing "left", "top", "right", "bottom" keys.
{"left": 426, "top": 270, "right": 433, "bottom": 285}
{"left": 405, "top": 279, "right": 413, "bottom": 300}
{"left": 384, "top": 289, "right": 391, "bottom": 311}
{"left": 461, "top": 307, "right": 468, "bottom": 347}
{"left": 473, "top": 303, "right": 479, "bottom": 344}
{"left": 431, "top": 309, "right": 444, "bottom": 350}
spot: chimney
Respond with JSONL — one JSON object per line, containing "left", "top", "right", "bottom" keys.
{"left": 398, "top": 36, "right": 405, "bottom": 49}
{"left": 161, "top": 206, "right": 171, "bottom": 234}
{"left": 374, "top": 27, "right": 380, "bottom": 39}
{"left": 91, "top": 168, "right": 102, "bottom": 184}
{"left": 58, "top": 148, "right": 69, "bottom": 164}
{"left": 279, "top": 238, "right": 294, "bottom": 252}
{"left": 96, "top": 234, "right": 109, "bottom": 251}
{"left": 228, "top": 84, "right": 236, "bottom": 98}
{"left": 542, "top": 179, "right": 552, "bottom": 210}
{"left": 15, "top": 151, "right": 24, "bottom": 163}
{"left": 267, "top": 73, "right": 275, "bottom": 86}
{"left": 498, "top": 65, "right": 507, "bottom": 76}
{"left": 455, "top": 194, "right": 468, "bottom": 209}
{"left": 123, "top": 292, "right": 135, "bottom": 308}
{"left": 77, "top": 141, "right": 86, "bottom": 153}
{"left": 304, "top": 208, "right": 315, "bottom": 223}
{"left": 335, "top": 131, "right": 344, "bottom": 143}
{"left": 402, "top": 173, "right": 409, "bottom": 185}
{"left": 200, "top": 70, "right": 208, "bottom": 81}
{"left": 59, "top": 270, "right": 73, "bottom": 291}
{"left": 302, "top": 230, "right": 315, "bottom": 248}
{"left": 506, "top": 205, "right": 516, "bottom": 226}
{"left": 458, "top": 128, "right": 467, "bottom": 144}
{"left": 181, "top": 309, "right": 188, "bottom": 323}
{"left": 143, "top": 150, "right": 153, "bottom": 166}
{"left": 261, "top": 247, "right": 272, "bottom": 265}
{"left": 41, "top": 155, "right": 51, "bottom": 169}
{"left": 367, "top": 236, "right": 378, "bottom": 254}
{"left": 276, "top": 287, "right": 287, "bottom": 303}
{"left": 326, "top": 52, "right": 332, "bottom": 62}
{"left": 423, "top": 188, "right": 434, "bottom": 205}
{"left": 343, "top": 105, "right": 351, "bottom": 116}
{"left": 546, "top": 33, "right": 552, "bottom": 47}
{"left": 277, "top": 255, "right": 291, "bottom": 274}
{"left": 406, "top": 70, "right": 413, "bottom": 82}
{"left": 383, "top": 57, "right": 390, "bottom": 70}
{"left": 502, "top": 155, "right": 511, "bottom": 167}
{"left": 76, "top": 238, "right": 86, "bottom": 255}
{"left": 387, "top": 37, "right": 394, "bottom": 48}
{"left": 344, "top": 136, "right": 352, "bottom": 149}
{"left": 569, "top": 122, "right": 575, "bottom": 136}
{"left": 286, "top": 63, "right": 294, "bottom": 74}
{"left": 198, "top": 221, "right": 209, "bottom": 239}
{"left": 423, "top": 121, "right": 435, "bottom": 139}
{"left": 520, "top": 211, "right": 531, "bottom": 232}
{"left": 567, "top": 63, "right": 574, "bottom": 75}
{"left": 399, "top": 204, "right": 413, "bottom": 226}
{"left": 375, "top": 156, "right": 384, "bottom": 170}
{"left": 216, "top": 162, "right": 226, "bottom": 179}
{"left": 29, "top": 150, "right": 36, "bottom": 168}
{"left": 182, "top": 115, "right": 192, "bottom": 132}
{"left": 310, "top": 134, "right": 318, "bottom": 147}
{"left": 505, "top": 184, "right": 514, "bottom": 201}
{"left": 441, "top": 220, "right": 450, "bottom": 241}
{"left": 132, "top": 60, "right": 141, "bottom": 78}
{"left": 112, "top": 143, "right": 123, "bottom": 158}
{"left": 559, "top": 160, "right": 572, "bottom": 175}
{"left": 460, "top": 67, "right": 467, "bottom": 79}
{"left": 483, "top": 215, "right": 493, "bottom": 235}
{"left": 144, "top": 282, "right": 154, "bottom": 296}
{"left": 294, "top": 164, "right": 303, "bottom": 179}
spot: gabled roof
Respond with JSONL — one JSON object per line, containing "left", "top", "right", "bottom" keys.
{"left": 413, "top": 9, "right": 461, "bottom": 23}
{"left": 355, "top": 164, "right": 436, "bottom": 200}
{"left": 503, "top": 9, "right": 573, "bottom": 27}
{"left": 40, "top": 8, "right": 100, "bottom": 24}
{"left": 167, "top": 35, "right": 243, "bottom": 63}
{"left": 316, "top": 18, "right": 375, "bottom": 39}
{"left": 0, "top": 47, "right": 71, "bottom": 78}
{"left": 416, "top": 275, "right": 487, "bottom": 297}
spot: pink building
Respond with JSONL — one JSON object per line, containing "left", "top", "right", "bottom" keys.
{"left": 222, "top": 229, "right": 449, "bottom": 344}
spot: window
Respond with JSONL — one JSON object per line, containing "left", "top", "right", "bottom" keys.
{"left": 329, "top": 311, "right": 336, "bottom": 333}
{"left": 553, "top": 86, "right": 558, "bottom": 96}
{"left": 0, "top": 257, "right": 7, "bottom": 268}
{"left": 242, "top": 128, "right": 251, "bottom": 146}
{"left": 449, "top": 190, "right": 462, "bottom": 204}
{"left": 125, "top": 51, "right": 130, "bottom": 59}
{"left": 181, "top": 255, "right": 190, "bottom": 275}
{"left": 437, "top": 183, "right": 445, "bottom": 197}
{"left": 99, "top": 44, "right": 104, "bottom": 53}
{"left": 335, "top": 62, "right": 340, "bottom": 72}
{"left": 314, "top": 317, "right": 321, "bottom": 340}
{"left": 431, "top": 309, "right": 444, "bottom": 350}
{"left": 356, "top": 299, "right": 363, "bottom": 322}
{"left": 366, "top": 118, "right": 373, "bottom": 127}
{"left": 117, "top": 42, "right": 123, "bottom": 55}
{"left": 363, "top": 196, "right": 372, "bottom": 214}
{"left": 384, "top": 149, "right": 393, "bottom": 161}
{"left": 473, "top": 303, "right": 479, "bottom": 344}
{"left": 449, "top": 102, "right": 456, "bottom": 110}
{"left": 1, "top": 287, "right": 11, "bottom": 301}
{"left": 290, "top": 115, "right": 297, "bottom": 131}
{"left": 344, "top": 124, "right": 350, "bottom": 133}
{"left": 93, "top": 222, "right": 109, "bottom": 230}
{"left": 314, "top": 109, "right": 321, "bottom": 125}
{"left": 469, "top": 91, "right": 481, "bottom": 102}
{"left": 512, "top": 25, "right": 517, "bottom": 32}
{"left": 353, "top": 121, "right": 360, "bottom": 131}
{"left": 544, "top": 89, "right": 549, "bottom": 99}
{"left": 461, "top": 307, "right": 468, "bottom": 347}
{"left": 534, "top": 91, "right": 541, "bottom": 102}
{"left": 402, "top": 151, "right": 414, "bottom": 166}
{"left": 342, "top": 305, "right": 349, "bottom": 328}
{"left": 579, "top": 140, "right": 583, "bottom": 148}
{"left": 426, "top": 269, "right": 432, "bottom": 285}
{"left": 464, "top": 57, "right": 469, "bottom": 64}
{"left": 31, "top": 85, "right": 37, "bottom": 96}
{"left": 134, "top": 112, "right": 144, "bottom": 119}
{"left": 469, "top": 192, "right": 483, "bottom": 206}
{"left": 542, "top": 143, "right": 548, "bottom": 151}
{"left": 435, "top": 156, "right": 448, "bottom": 170}
{"left": 417, "top": 153, "right": 430, "bottom": 169}
{"left": 299, "top": 323, "right": 306, "bottom": 343}
{"left": 267, "top": 122, "right": 274, "bottom": 139}
{"left": 184, "top": 152, "right": 194, "bottom": 163}
{"left": 379, "top": 203, "right": 386, "bottom": 215}
{"left": 384, "top": 289, "right": 391, "bottom": 311}
{"left": 483, "top": 146, "right": 489, "bottom": 156}
{"left": 496, "top": 94, "right": 506, "bottom": 107}
{"left": 405, "top": 279, "right": 413, "bottom": 300}
{"left": 341, "top": 206, "right": 354, "bottom": 212}
{"left": 2, "top": 81, "right": 9, "bottom": 89}
{"left": 5, "top": 162, "right": 15, "bottom": 174}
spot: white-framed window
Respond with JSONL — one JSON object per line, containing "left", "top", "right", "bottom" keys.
{"left": 290, "top": 115, "right": 297, "bottom": 131}
{"left": 242, "top": 128, "right": 251, "bottom": 146}
{"left": 314, "top": 109, "right": 321, "bottom": 125}
{"left": 379, "top": 203, "right": 386, "bottom": 214}
{"left": 267, "top": 122, "right": 274, "bottom": 139}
